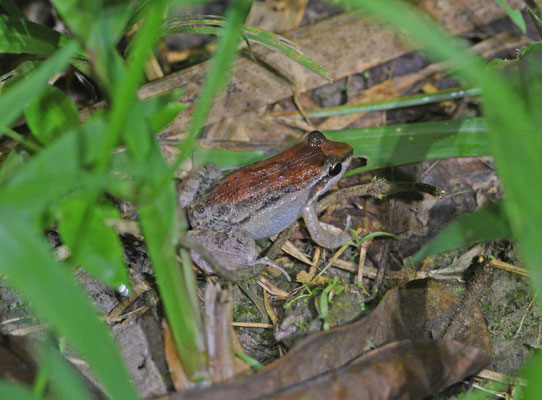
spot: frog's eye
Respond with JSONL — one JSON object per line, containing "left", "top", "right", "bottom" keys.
{"left": 328, "top": 162, "right": 342, "bottom": 177}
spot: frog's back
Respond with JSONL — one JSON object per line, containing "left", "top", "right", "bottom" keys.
{"left": 204, "top": 142, "right": 323, "bottom": 206}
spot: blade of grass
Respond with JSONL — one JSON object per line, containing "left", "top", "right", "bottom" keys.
{"left": 271, "top": 87, "right": 482, "bottom": 119}
{"left": 0, "top": 383, "right": 42, "bottom": 400}
{"left": 4, "top": 128, "right": 41, "bottom": 152}
{"left": 411, "top": 203, "right": 511, "bottom": 263}
{"left": 163, "top": 16, "right": 330, "bottom": 81}
{"left": 494, "top": 0, "right": 526, "bottom": 33}
{"left": 242, "top": 25, "right": 330, "bottom": 82}
{"left": 40, "top": 340, "right": 92, "bottom": 400}
{"left": 50, "top": 0, "right": 130, "bottom": 88}
{"left": 113, "top": 0, "right": 208, "bottom": 380}
{"left": 0, "top": 40, "right": 79, "bottom": 131}
{"left": 327, "top": 118, "right": 489, "bottom": 173}
{"left": 97, "top": 0, "right": 168, "bottom": 172}
{"left": 138, "top": 186, "right": 208, "bottom": 380}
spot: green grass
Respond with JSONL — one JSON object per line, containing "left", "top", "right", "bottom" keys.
{"left": 1, "top": 0, "right": 541, "bottom": 398}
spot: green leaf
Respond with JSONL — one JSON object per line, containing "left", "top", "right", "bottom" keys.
{"left": 24, "top": 85, "right": 79, "bottom": 145}
{"left": 163, "top": 16, "right": 331, "bottom": 82}
{"left": 122, "top": 90, "right": 185, "bottom": 161}
{"left": 0, "top": 213, "right": 139, "bottom": 400}
{"left": 50, "top": 0, "right": 130, "bottom": 88}
{"left": 296, "top": 87, "right": 481, "bottom": 119}
{"left": 97, "top": 0, "right": 169, "bottom": 171}
{"left": 327, "top": 118, "right": 490, "bottom": 173}
{"left": 494, "top": 0, "right": 527, "bottom": 32}
{"left": 0, "top": 40, "right": 79, "bottom": 132}
{"left": 411, "top": 203, "right": 511, "bottom": 263}
{"left": 234, "top": 350, "right": 264, "bottom": 370}
{"left": 0, "top": 61, "right": 42, "bottom": 94}
{"left": 360, "top": 231, "right": 397, "bottom": 243}
{"left": 58, "top": 197, "right": 130, "bottom": 291}
{"left": 138, "top": 182, "right": 207, "bottom": 379}
{"left": 0, "top": 149, "right": 28, "bottom": 185}
{"left": 505, "top": 43, "right": 542, "bottom": 128}
{"left": 0, "top": 15, "right": 74, "bottom": 54}
{"left": 0, "top": 131, "right": 82, "bottom": 220}
{"left": 0, "top": 383, "right": 42, "bottom": 400}
{"left": 40, "top": 341, "right": 92, "bottom": 400}
{"left": 190, "top": 117, "right": 488, "bottom": 172}
{"left": 50, "top": 0, "right": 129, "bottom": 45}
{"left": 523, "top": 352, "right": 542, "bottom": 399}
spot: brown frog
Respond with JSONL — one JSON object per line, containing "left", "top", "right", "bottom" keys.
{"left": 178, "top": 131, "right": 353, "bottom": 279}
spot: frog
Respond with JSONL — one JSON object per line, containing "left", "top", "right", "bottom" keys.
{"left": 177, "top": 130, "right": 353, "bottom": 280}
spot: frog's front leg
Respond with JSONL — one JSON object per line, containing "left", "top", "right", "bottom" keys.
{"left": 187, "top": 227, "right": 290, "bottom": 280}
{"left": 177, "top": 163, "right": 223, "bottom": 208}
{"left": 302, "top": 203, "right": 351, "bottom": 249}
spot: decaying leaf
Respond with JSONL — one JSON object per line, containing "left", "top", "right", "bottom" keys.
{"left": 262, "top": 339, "right": 490, "bottom": 400}
{"left": 168, "top": 279, "right": 492, "bottom": 399}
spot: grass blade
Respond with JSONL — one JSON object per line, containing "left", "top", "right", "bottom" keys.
{"left": 411, "top": 203, "right": 511, "bottom": 263}
{"left": 40, "top": 341, "right": 92, "bottom": 400}
{"left": 494, "top": 0, "right": 526, "bottom": 32}
{"left": 163, "top": 15, "right": 330, "bottom": 82}
{"left": 188, "top": 117, "right": 488, "bottom": 173}
{"left": 24, "top": 85, "right": 79, "bottom": 145}
{"left": 138, "top": 185, "right": 208, "bottom": 380}
{"left": 242, "top": 25, "right": 330, "bottom": 82}
{"left": 327, "top": 118, "right": 489, "bottom": 172}
{"left": 273, "top": 87, "right": 482, "bottom": 119}
{"left": 0, "top": 383, "right": 42, "bottom": 400}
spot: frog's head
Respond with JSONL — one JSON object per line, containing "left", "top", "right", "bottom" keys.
{"left": 306, "top": 130, "right": 353, "bottom": 204}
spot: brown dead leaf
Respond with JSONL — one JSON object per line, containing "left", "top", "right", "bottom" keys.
{"left": 168, "top": 279, "right": 492, "bottom": 400}
{"left": 264, "top": 339, "right": 490, "bottom": 400}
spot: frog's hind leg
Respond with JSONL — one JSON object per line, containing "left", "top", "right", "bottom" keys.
{"left": 186, "top": 228, "right": 259, "bottom": 274}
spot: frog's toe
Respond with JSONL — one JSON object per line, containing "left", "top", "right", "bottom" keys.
{"left": 252, "top": 257, "right": 291, "bottom": 281}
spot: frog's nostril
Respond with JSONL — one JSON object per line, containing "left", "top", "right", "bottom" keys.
{"left": 329, "top": 163, "right": 342, "bottom": 176}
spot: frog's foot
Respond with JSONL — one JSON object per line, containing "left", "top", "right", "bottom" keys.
{"left": 251, "top": 257, "right": 291, "bottom": 281}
